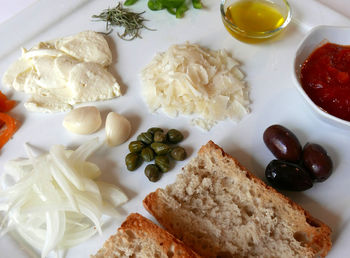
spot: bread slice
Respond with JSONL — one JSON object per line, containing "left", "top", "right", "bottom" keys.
{"left": 143, "top": 141, "right": 332, "bottom": 258}
{"left": 92, "top": 213, "right": 201, "bottom": 258}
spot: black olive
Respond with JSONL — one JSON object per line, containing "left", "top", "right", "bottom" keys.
{"left": 302, "top": 143, "right": 333, "bottom": 182}
{"left": 263, "top": 125, "right": 302, "bottom": 162}
{"left": 265, "top": 160, "right": 313, "bottom": 191}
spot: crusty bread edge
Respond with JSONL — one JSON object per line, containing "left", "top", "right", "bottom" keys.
{"left": 93, "top": 213, "right": 201, "bottom": 258}
{"left": 121, "top": 213, "right": 201, "bottom": 258}
{"left": 143, "top": 140, "right": 332, "bottom": 257}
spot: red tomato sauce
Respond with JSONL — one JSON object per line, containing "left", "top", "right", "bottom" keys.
{"left": 300, "top": 42, "right": 350, "bottom": 121}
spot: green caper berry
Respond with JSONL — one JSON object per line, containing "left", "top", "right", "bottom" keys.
{"left": 154, "top": 131, "right": 167, "bottom": 143}
{"left": 150, "top": 142, "right": 170, "bottom": 155}
{"left": 155, "top": 155, "right": 170, "bottom": 173}
{"left": 141, "top": 147, "right": 155, "bottom": 162}
{"left": 125, "top": 153, "right": 142, "bottom": 171}
{"left": 170, "top": 146, "right": 187, "bottom": 161}
{"left": 167, "top": 129, "right": 184, "bottom": 143}
{"left": 128, "top": 141, "right": 145, "bottom": 153}
{"left": 137, "top": 132, "right": 153, "bottom": 145}
{"left": 147, "top": 127, "right": 164, "bottom": 136}
{"left": 144, "top": 164, "right": 161, "bottom": 182}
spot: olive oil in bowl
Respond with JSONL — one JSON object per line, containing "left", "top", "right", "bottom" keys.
{"left": 221, "top": 0, "right": 291, "bottom": 43}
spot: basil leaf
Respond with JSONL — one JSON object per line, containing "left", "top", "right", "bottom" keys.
{"left": 161, "top": 0, "right": 185, "bottom": 8}
{"left": 192, "top": 0, "right": 202, "bottom": 9}
{"left": 175, "top": 3, "right": 188, "bottom": 18}
{"left": 167, "top": 7, "right": 176, "bottom": 15}
{"left": 148, "top": 0, "right": 164, "bottom": 10}
{"left": 124, "top": 0, "right": 139, "bottom": 6}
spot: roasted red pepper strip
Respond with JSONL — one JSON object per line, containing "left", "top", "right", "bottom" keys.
{"left": 0, "top": 91, "right": 16, "bottom": 112}
{"left": 0, "top": 112, "right": 18, "bottom": 149}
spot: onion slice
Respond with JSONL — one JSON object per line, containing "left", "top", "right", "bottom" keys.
{"left": 0, "top": 138, "right": 127, "bottom": 257}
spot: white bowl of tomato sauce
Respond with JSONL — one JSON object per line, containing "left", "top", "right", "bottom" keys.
{"left": 293, "top": 25, "right": 350, "bottom": 129}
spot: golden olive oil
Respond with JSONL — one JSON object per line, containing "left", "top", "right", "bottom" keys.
{"left": 224, "top": 0, "right": 285, "bottom": 43}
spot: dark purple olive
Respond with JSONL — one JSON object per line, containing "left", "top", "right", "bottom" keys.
{"left": 302, "top": 143, "right": 333, "bottom": 182}
{"left": 265, "top": 160, "right": 313, "bottom": 191}
{"left": 263, "top": 125, "right": 302, "bottom": 162}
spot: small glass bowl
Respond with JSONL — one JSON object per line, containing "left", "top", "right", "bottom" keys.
{"left": 220, "top": 0, "right": 292, "bottom": 43}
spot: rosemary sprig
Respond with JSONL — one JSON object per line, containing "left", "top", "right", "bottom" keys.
{"left": 92, "top": 3, "right": 154, "bottom": 41}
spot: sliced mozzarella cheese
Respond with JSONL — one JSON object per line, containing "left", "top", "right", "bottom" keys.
{"left": 54, "top": 55, "right": 79, "bottom": 79}
{"left": 54, "top": 31, "right": 112, "bottom": 67}
{"left": 2, "top": 57, "right": 32, "bottom": 86}
{"left": 32, "top": 56, "right": 66, "bottom": 89}
{"left": 68, "top": 62, "right": 121, "bottom": 103}
{"left": 1, "top": 31, "right": 121, "bottom": 112}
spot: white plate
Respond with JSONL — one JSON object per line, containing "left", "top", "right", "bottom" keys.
{"left": 0, "top": 0, "right": 350, "bottom": 257}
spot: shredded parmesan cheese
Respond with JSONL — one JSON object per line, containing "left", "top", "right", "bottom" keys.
{"left": 141, "top": 42, "right": 250, "bottom": 130}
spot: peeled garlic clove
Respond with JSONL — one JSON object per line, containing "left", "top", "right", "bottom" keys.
{"left": 105, "top": 112, "right": 131, "bottom": 146}
{"left": 63, "top": 106, "right": 102, "bottom": 134}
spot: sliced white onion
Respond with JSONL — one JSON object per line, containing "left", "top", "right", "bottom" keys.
{"left": 50, "top": 145, "right": 85, "bottom": 191}
{"left": 0, "top": 138, "right": 127, "bottom": 257}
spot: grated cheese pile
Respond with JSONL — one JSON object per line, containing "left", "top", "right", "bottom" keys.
{"left": 141, "top": 42, "right": 250, "bottom": 130}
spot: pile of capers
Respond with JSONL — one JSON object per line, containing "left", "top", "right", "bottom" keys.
{"left": 125, "top": 127, "right": 187, "bottom": 182}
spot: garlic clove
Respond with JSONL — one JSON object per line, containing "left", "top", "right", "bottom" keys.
{"left": 105, "top": 112, "right": 131, "bottom": 146}
{"left": 63, "top": 106, "right": 102, "bottom": 134}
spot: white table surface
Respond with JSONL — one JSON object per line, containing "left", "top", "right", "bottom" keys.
{"left": 0, "top": 1, "right": 350, "bottom": 258}
{"left": 1, "top": 0, "right": 350, "bottom": 24}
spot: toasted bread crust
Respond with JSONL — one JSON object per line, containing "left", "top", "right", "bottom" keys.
{"left": 201, "top": 141, "right": 332, "bottom": 257}
{"left": 92, "top": 213, "right": 201, "bottom": 258}
{"left": 144, "top": 141, "right": 332, "bottom": 258}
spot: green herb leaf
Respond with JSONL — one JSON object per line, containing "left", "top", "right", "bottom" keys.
{"left": 124, "top": 0, "right": 139, "bottom": 6}
{"left": 175, "top": 3, "right": 188, "bottom": 18}
{"left": 166, "top": 7, "right": 176, "bottom": 15}
{"left": 161, "top": 0, "right": 185, "bottom": 8}
{"left": 148, "top": 0, "right": 164, "bottom": 10}
{"left": 192, "top": 0, "right": 202, "bottom": 9}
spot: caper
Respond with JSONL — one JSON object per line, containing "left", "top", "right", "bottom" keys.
{"left": 167, "top": 129, "right": 184, "bottom": 143}
{"left": 154, "top": 131, "right": 167, "bottom": 143}
{"left": 170, "top": 146, "right": 187, "bottom": 161}
{"left": 141, "top": 147, "right": 155, "bottom": 162}
{"left": 144, "top": 164, "right": 162, "bottom": 182}
{"left": 128, "top": 141, "right": 145, "bottom": 153}
{"left": 147, "top": 127, "right": 164, "bottom": 136}
{"left": 155, "top": 155, "right": 170, "bottom": 173}
{"left": 151, "top": 142, "right": 170, "bottom": 155}
{"left": 137, "top": 132, "right": 153, "bottom": 145}
{"left": 125, "top": 153, "right": 142, "bottom": 171}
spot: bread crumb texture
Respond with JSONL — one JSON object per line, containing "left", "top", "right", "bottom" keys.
{"left": 143, "top": 141, "right": 332, "bottom": 258}
{"left": 92, "top": 213, "right": 200, "bottom": 258}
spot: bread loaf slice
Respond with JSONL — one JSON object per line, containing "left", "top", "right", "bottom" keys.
{"left": 143, "top": 141, "right": 332, "bottom": 258}
{"left": 92, "top": 213, "right": 201, "bottom": 258}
